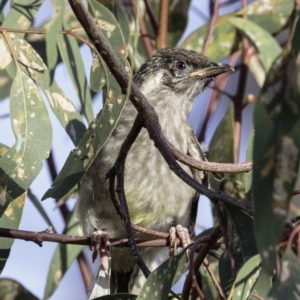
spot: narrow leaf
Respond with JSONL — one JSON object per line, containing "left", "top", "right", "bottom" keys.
{"left": 136, "top": 250, "right": 186, "bottom": 300}
{"left": 267, "top": 249, "right": 300, "bottom": 299}
{"left": 43, "top": 54, "right": 130, "bottom": 200}
{"left": 180, "top": 15, "right": 237, "bottom": 62}
{"left": 0, "top": 278, "right": 38, "bottom": 300}
{"left": 9, "top": 34, "right": 85, "bottom": 145}
{"left": 229, "top": 255, "right": 264, "bottom": 300}
{"left": 43, "top": 210, "right": 82, "bottom": 300}
{"left": 45, "top": 0, "right": 65, "bottom": 70}
{"left": 0, "top": 191, "right": 26, "bottom": 273}
{"left": 57, "top": 21, "right": 94, "bottom": 123}
{"left": 252, "top": 34, "right": 300, "bottom": 273}
{"left": 0, "top": 70, "right": 52, "bottom": 214}
{"left": 237, "top": 0, "right": 294, "bottom": 34}
{"left": 2, "top": 0, "right": 43, "bottom": 36}
{"left": 229, "top": 17, "right": 282, "bottom": 72}
{"left": 89, "top": 0, "right": 127, "bottom": 55}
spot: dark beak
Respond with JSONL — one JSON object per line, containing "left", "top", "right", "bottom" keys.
{"left": 189, "top": 62, "right": 234, "bottom": 79}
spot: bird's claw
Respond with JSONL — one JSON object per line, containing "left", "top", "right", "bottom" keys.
{"left": 90, "top": 230, "right": 111, "bottom": 273}
{"left": 169, "top": 225, "right": 191, "bottom": 256}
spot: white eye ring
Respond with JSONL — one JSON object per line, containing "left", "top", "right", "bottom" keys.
{"left": 175, "top": 61, "right": 186, "bottom": 71}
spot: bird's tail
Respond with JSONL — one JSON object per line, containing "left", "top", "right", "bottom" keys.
{"left": 88, "top": 257, "right": 111, "bottom": 299}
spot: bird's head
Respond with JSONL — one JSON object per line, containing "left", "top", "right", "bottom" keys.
{"left": 134, "top": 48, "right": 234, "bottom": 100}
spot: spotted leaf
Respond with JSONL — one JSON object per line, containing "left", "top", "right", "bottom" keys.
{"left": 252, "top": 19, "right": 300, "bottom": 274}
{"left": 0, "top": 70, "right": 52, "bottom": 215}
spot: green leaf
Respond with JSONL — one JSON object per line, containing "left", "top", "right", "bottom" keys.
{"left": 229, "top": 255, "right": 266, "bottom": 300}
{"left": 267, "top": 249, "right": 300, "bottom": 299}
{"left": 90, "top": 53, "right": 106, "bottom": 93}
{"left": 208, "top": 101, "right": 234, "bottom": 163}
{"left": 57, "top": 21, "right": 94, "bottom": 123}
{"left": 89, "top": 0, "right": 127, "bottom": 55}
{"left": 180, "top": 15, "right": 237, "bottom": 62}
{"left": 42, "top": 54, "right": 130, "bottom": 200}
{"left": 136, "top": 250, "right": 186, "bottom": 300}
{"left": 0, "top": 191, "right": 26, "bottom": 273}
{"left": 249, "top": 265, "right": 272, "bottom": 300}
{"left": 201, "top": 262, "right": 219, "bottom": 300}
{"left": 0, "top": 70, "right": 52, "bottom": 215}
{"left": 0, "top": 278, "right": 38, "bottom": 300}
{"left": 237, "top": 0, "right": 294, "bottom": 34}
{"left": 224, "top": 204, "right": 257, "bottom": 261}
{"left": 229, "top": 17, "right": 282, "bottom": 72}
{"left": 167, "top": 0, "right": 192, "bottom": 47}
{"left": 180, "top": 0, "right": 292, "bottom": 62}
{"left": 43, "top": 209, "right": 83, "bottom": 300}
{"left": 109, "top": 1, "right": 131, "bottom": 47}
{"left": 253, "top": 31, "right": 300, "bottom": 273}
{"left": 219, "top": 204, "right": 257, "bottom": 295}
{"left": 9, "top": 34, "right": 86, "bottom": 145}
{"left": 208, "top": 102, "right": 234, "bottom": 191}
{"left": 1, "top": 0, "right": 43, "bottom": 36}
{"left": 45, "top": 0, "right": 65, "bottom": 71}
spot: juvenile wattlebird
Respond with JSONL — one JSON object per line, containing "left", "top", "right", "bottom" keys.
{"left": 77, "top": 48, "right": 234, "bottom": 296}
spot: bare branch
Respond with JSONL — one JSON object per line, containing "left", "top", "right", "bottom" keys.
{"left": 157, "top": 0, "right": 169, "bottom": 49}
{"left": 168, "top": 140, "right": 252, "bottom": 173}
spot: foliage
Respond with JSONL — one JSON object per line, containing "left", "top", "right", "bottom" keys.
{"left": 0, "top": 0, "right": 299, "bottom": 299}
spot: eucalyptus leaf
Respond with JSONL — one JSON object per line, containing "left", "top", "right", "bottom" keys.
{"left": 237, "top": 0, "right": 294, "bottom": 34}
{"left": 1, "top": 0, "right": 43, "bottom": 36}
{"left": 136, "top": 250, "right": 186, "bottom": 300}
{"left": 9, "top": 34, "right": 86, "bottom": 145}
{"left": 0, "top": 278, "right": 38, "bottom": 300}
{"left": 57, "top": 21, "right": 94, "bottom": 122}
{"left": 0, "top": 190, "right": 26, "bottom": 273}
{"left": 229, "top": 17, "right": 282, "bottom": 72}
{"left": 45, "top": 0, "right": 65, "bottom": 71}
{"left": 267, "top": 249, "right": 300, "bottom": 299}
{"left": 43, "top": 210, "right": 82, "bottom": 300}
{"left": 43, "top": 54, "right": 130, "bottom": 200}
{"left": 0, "top": 70, "right": 52, "bottom": 214}
{"left": 253, "top": 39, "right": 300, "bottom": 273}
{"left": 89, "top": 0, "right": 127, "bottom": 55}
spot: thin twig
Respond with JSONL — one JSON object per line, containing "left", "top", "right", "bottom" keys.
{"left": 116, "top": 166, "right": 151, "bottom": 277}
{"left": 202, "top": 0, "right": 220, "bottom": 55}
{"left": 168, "top": 140, "right": 252, "bottom": 173}
{"left": 107, "top": 116, "right": 151, "bottom": 277}
{"left": 203, "top": 258, "right": 225, "bottom": 299}
{"left": 0, "top": 227, "right": 193, "bottom": 248}
{"left": 143, "top": 0, "right": 158, "bottom": 35}
{"left": 157, "top": 0, "right": 169, "bottom": 49}
{"left": 182, "top": 226, "right": 221, "bottom": 300}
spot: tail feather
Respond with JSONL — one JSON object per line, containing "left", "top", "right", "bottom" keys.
{"left": 89, "top": 260, "right": 111, "bottom": 299}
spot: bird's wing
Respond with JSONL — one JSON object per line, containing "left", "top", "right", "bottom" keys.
{"left": 186, "top": 129, "right": 208, "bottom": 235}
{"left": 187, "top": 128, "right": 208, "bottom": 187}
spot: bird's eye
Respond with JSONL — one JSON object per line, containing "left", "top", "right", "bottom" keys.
{"left": 175, "top": 61, "right": 186, "bottom": 71}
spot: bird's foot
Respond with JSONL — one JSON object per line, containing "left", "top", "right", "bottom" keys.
{"left": 90, "top": 230, "right": 111, "bottom": 274}
{"left": 169, "top": 225, "right": 191, "bottom": 256}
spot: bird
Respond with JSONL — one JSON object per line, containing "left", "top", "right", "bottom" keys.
{"left": 77, "top": 48, "right": 234, "bottom": 296}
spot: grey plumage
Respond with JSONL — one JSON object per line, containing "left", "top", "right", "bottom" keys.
{"left": 77, "top": 48, "right": 233, "bottom": 295}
